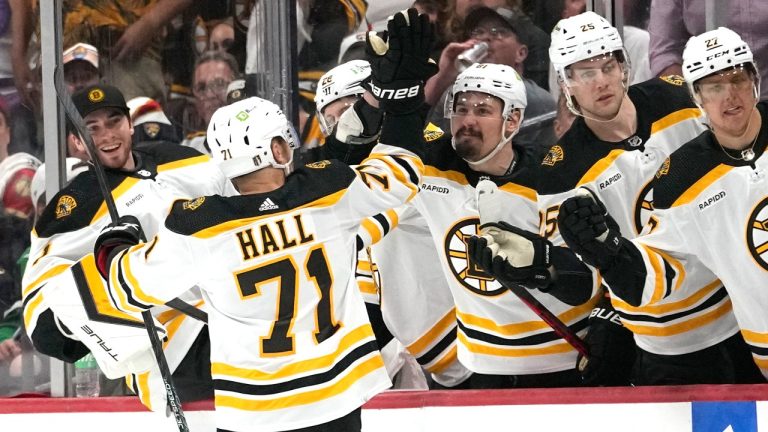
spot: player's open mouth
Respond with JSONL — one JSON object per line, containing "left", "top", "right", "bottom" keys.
{"left": 724, "top": 106, "right": 743, "bottom": 116}
{"left": 100, "top": 144, "right": 121, "bottom": 153}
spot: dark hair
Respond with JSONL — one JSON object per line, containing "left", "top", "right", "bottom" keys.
{"left": 194, "top": 50, "right": 242, "bottom": 79}
{"left": 413, "top": 0, "right": 442, "bottom": 15}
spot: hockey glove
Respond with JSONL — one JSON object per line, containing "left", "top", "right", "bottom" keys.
{"left": 94, "top": 215, "right": 144, "bottom": 279}
{"left": 365, "top": 8, "right": 437, "bottom": 114}
{"left": 577, "top": 294, "right": 636, "bottom": 386}
{"left": 469, "top": 179, "right": 553, "bottom": 290}
{"left": 557, "top": 188, "right": 623, "bottom": 270}
{"left": 469, "top": 223, "right": 553, "bottom": 291}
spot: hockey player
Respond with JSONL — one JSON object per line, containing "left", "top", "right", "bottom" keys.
{"left": 315, "top": 59, "right": 469, "bottom": 388}
{"left": 22, "top": 84, "right": 233, "bottom": 407}
{"left": 93, "top": 9, "right": 432, "bottom": 431}
{"left": 472, "top": 12, "right": 753, "bottom": 385}
{"left": 555, "top": 27, "right": 768, "bottom": 382}
{"left": 396, "top": 61, "right": 597, "bottom": 389}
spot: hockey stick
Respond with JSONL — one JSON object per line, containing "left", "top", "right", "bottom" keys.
{"left": 53, "top": 66, "right": 189, "bottom": 432}
{"left": 497, "top": 276, "right": 589, "bottom": 358}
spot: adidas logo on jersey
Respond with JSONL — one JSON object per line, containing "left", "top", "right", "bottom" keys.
{"left": 259, "top": 198, "right": 279, "bottom": 211}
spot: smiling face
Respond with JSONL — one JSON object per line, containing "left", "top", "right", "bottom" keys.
{"left": 696, "top": 66, "right": 759, "bottom": 138}
{"left": 564, "top": 53, "right": 627, "bottom": 120}
{"left": 80, "top": 108, "right": 135, "bottom": 170}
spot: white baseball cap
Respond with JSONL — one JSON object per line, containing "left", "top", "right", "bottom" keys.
{"left": 127, "top": 96, "right": 172, "bottom": 126}
{"left": 63, "top": 43, "right": 100, "bottom": 69}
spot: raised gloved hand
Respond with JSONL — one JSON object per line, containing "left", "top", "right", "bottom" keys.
{"left": 365, "top": 8, "right": 437, "bottom": 114}
{"left": 577, "top": 294, "right": 636, "bottom": 386}
{"left": 94, "top": 215, "right": 144, "bottom": 279}
{"left": 468, "top": 179, "right": 554, "bottom": 290}
{"left": 557, "top": 188, "right": 623, "bottom": 270}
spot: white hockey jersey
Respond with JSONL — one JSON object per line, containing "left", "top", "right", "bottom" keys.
{"left": 411, "top": 140, "right": 598, "bottom": 376}
{"left": 537, "top": 77, "right": 739, "bottom": 355}
{"left": 623, "top": 101, "right": 768, "bottom": 376}
{"left": 104, "top": 143, "right": 423, "bottom": 431}
{"left": 371, "top": 205, "right": 471, "bottom": 386}
{"left": 22, "top": 144, "right": 231, "bottom": 406}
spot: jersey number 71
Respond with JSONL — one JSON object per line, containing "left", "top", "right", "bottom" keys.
{"left": 235, "top": 245, "right": 340, "bottom": 356}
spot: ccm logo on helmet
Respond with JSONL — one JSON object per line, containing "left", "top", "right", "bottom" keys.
{"left": 706, "top": 50, "right": 730, "bottom": 61}
{"left": 368, "top": 82, "right": 420, "bottom": 100}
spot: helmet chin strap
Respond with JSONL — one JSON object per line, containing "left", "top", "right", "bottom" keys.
{"left": 273, "top": 154, "right": 294, "bottom": 175}
{"left": 461, "top": 122, "right": 518, "bottom": 167}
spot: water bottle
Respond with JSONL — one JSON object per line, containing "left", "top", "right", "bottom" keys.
{"left": 73, "top": 354, "right": 100, "bottom": 397}
{"left": 456, "top": 42, "right": 489, "bottom": 72}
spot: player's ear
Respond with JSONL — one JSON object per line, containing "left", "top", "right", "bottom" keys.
{"left": 271, "top": 137, "right": 290, "bottom": 165}
{"left": 504, "top": 109, "right": 521, "bottom": 135}
{"left": 69, "top": 133, "right": 86, "bottom": 155}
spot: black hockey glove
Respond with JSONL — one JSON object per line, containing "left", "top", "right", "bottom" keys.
{"left": 557, "top": 188, "right": 623, "bottom": 271}
{"left": 577, "top": 294, "right": 636, "bottom": 386}
{"left": 94, "top": 215, "right": 144, "bottom": 279}
{"left": 365, "top": 8, "right": 437, "bottom": 114}
{"left": 469, "top": 223, "right": 553, "bottom": 291}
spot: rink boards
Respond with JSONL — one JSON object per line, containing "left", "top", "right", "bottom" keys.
{"left": 2, "top": 385, "right": 768, "bottom": 431}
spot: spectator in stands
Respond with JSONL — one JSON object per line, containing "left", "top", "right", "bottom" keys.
{"left": 172, "top": 50, "right": 239, "bottom": 154}
{"left": 649, "top": 0, "right": 768, "bottom": 100}
{"left": 426, "top": 6, "right": 557, "bottom": 152}
{"left": 62, "top": 43, "right": 100, "bottom": 94}
{"left": 127, "top": 96, "right": 181, "bottom": 144}
{"left": 0, "top": 99, "right": 39, "bottom": 218}
{"left": 209, "top": 21, "right": 234, "bottom": 53}
{"left": 15, "top": 0, "right": 194, "bottom": 101}
{"left": 0, "top": 102, "right": 40, "bottom": 375}
{"left": 441, "top": 1, "right": 550, "bottom": 89}
{"left": 5, "top": 0, "right": 38, "bottom": 159}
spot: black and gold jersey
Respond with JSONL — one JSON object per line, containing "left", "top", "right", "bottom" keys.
{"left": 537, "top": 77, "right": 739, "bottom": 356}
{"left": 616, "top": 102, "right": 768, "bottom": 375}
{"left": 408, "top": 136, "right": 597, "bottom": 375}
{"left": 22, "top": 144, "right": 231, "bottom": 409}
{"left": 104, "top": 143, "right": 422, "bottom": 431}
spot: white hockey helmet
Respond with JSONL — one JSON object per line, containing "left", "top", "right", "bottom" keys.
{"left": 445, "top": 63, "right": 527, "bottom": 120}
{"left": 314, "top": 60, "right": 371, "bottom": 135}
{"left": 208, "top": 97, "right": 300, "bottom": 179}
{"left": 446, "top": 63, "right": 527, "bottom": 165}
{"left": 549, "top": 11, "right": 628, "bottom": 82}
{"left": 682, "top": 27, "right": 758, "bottom": 103}
{"left": 30, "top": 157, "right": 89, "bottom": 210}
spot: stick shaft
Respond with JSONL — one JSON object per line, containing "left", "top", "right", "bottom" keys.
{"left": 53, "top": 67, "right": 190, "bottom": 431}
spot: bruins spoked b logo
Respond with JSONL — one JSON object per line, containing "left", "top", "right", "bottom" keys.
{"left": 444, "top": 218, "right": 504, "bottom": 296}
{"left": 633, "top": 181, "right": 654, "bottom": 235}
{"left": 747, "top": 197, "right": 768, "bottom": 271}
